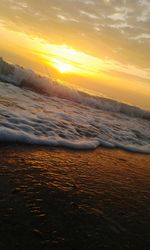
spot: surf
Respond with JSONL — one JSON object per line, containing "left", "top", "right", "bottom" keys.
{"left": 0, "top": 58, "right": 150, "bottom": 120}
{"left": 0, "top": 58, "right": 150, "bottom": 153}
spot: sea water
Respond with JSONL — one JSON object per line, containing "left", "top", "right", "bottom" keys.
{"left": 0, "top": 59, "right": 150, "bottom": 153}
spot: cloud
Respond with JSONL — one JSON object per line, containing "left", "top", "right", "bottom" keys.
{"left": 0, "top": 0, "right": 149, "bottom": 69}
{"left": 130, "top": 33, "right": 150, "bottom": 42}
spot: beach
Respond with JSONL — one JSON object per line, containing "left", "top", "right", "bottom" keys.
{"left": 0, "top": 144, "right": 149, "bottom": 250}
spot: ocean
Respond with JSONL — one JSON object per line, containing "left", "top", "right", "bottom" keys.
{"left": 0, "top": 58, "right": 150, "bottom": 153}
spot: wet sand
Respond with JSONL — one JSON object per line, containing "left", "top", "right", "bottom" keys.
{"left": 0, "top": 143, "right": 150, "bottom": 250}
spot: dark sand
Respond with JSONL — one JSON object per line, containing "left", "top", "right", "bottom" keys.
{"left": 0, "top": 144, "right": 150, "bottom": 250}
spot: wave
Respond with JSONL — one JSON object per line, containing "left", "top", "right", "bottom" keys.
{"left": 0, "top": 72, "right": 150, "bottom": 152}
{"left": 0, "top": 127, "right": 150, "bottom": 153}
{"left": 0, "top": 57, "right": 150, "bottom": 120}
{"left": 0, "top": 81, "right": 150, "bottom": 153}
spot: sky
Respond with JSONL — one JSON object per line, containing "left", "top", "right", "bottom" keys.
{"left": 0, "top": 0, "right": 150, "bottom": 109}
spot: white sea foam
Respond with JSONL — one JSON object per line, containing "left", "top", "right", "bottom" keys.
{"left": 0, "top": 80, "right": 150, "bottom": 153}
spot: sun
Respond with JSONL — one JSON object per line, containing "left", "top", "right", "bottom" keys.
{"left": 41, "top": 44, "right": 109, "bottom": 77}
{"left": 51, "top": 59, "right": 78, "bottom": 74}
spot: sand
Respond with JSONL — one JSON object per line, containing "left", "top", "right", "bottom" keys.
{"left": 0, "top": 143, "right": 150, "bottom": 250}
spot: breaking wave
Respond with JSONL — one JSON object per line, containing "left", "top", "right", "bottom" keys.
{"left": 0, "top": 58, "right": 150, "bottom": 120}
{"left": 0, "top": 58, "right": 150, "bottom": 153}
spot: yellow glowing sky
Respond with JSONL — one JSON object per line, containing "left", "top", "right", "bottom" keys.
{"left": 0, "top": 0, "right": 150, "bottom": 109}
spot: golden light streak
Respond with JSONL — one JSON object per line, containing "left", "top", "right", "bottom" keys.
{"left": 1, "top": 24, "right": 150, "bottom": 110}
{"left": 51, "top": 58, "right": 79, "bottom": 73}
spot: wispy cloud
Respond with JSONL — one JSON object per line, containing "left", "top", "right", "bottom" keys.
{"left": 0, "top": 0, "right": 149, "bottom": 69}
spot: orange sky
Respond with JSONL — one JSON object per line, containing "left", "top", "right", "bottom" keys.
{"left": 0, "top": 0, "right": 150, "bottom": 109}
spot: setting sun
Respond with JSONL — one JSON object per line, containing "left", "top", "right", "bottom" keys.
{"left": 51, "top": 59, "right": 78, "bottom": 74}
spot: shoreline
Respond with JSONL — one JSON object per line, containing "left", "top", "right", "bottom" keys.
{"left": 0, "top": 143, "right": 150, "bottom": 250}
{"left": 0, "top": 141, "right": 150, "bottom": 155}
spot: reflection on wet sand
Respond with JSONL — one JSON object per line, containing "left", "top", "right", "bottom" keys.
{"left": 0, "top": 144, "right": 150, "bottom": 250}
